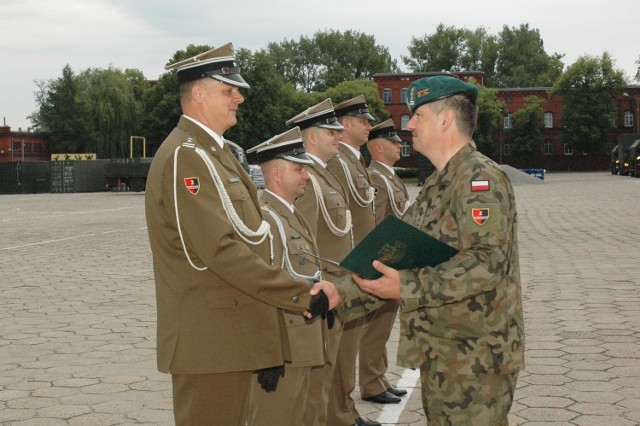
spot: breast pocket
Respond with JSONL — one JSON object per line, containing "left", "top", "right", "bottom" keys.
{"left": 324, "top": 192, "right": 347, "bottom": 228}
{"left": 223, "top": 179, "right": 252, "bottom": 223}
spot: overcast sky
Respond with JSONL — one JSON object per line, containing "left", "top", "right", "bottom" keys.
{"left": 2, "top": 0, "right": 639, "bottom": 131}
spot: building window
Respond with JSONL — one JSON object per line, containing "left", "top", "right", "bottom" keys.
{"left": 382, "top": 88, "right": 392, "bottom": 104}
{"left": 401, "top": 141, "right": 411, "bottom": 157}
{"left": 12, "top": 141, "right": 21, "bottom": 151}
{"left": 544, "top": 112, "right": 553, "bottom": 128}
{"left": 564, "top": 143, "right": 573, "bottom": 155}
{"left": 503, "top": 143, "right": 511, "bottom": 156}
{"left": 400, "top": 114, "right": 410, "bottom": 130}
{"left": 624, "top": 110, "right": 634, "bottom": 127}
{"left": 544, "top": 139, "right": 553, "bottom": 155}
{"left": 503, "top": 114, "right": 512, "bottom": 129}
{"left": 400, "top": 88, "right": 408, "bottom": 104}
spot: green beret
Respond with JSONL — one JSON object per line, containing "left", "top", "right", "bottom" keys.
{"left": 407, "top": 76, "right": 478, "bottom": 113}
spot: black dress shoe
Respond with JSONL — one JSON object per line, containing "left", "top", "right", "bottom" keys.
{"left": 387, "top": 386, "right": 408, "bottom": 397}
{"left": 362, "top": 390, "right": 401, "bottom": 404}
{"left": 354, "top": 417, "right": 382, "bottom": 426}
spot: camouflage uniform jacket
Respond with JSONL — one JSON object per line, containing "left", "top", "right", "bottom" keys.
{"left": 398, "top": 143, "right": 525, "bottom": 374}
{"left": 337, "top": 143, "right": 525, "bottom": 375}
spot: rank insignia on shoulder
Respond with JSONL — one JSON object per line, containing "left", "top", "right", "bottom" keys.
{"left": 471, "top": 180, "right": 490, "bottom": 191}
{"left": 184, "top": 177, "right": 200, "bottom": 195}
{"left": 227, "top": 177, "right": 240, "bottom": 183}
{"left": 471, "top": 208, "right": 489, "bottom": 225}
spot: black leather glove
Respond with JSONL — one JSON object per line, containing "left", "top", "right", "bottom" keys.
{"left": 257, "top": 365, "right": 285, "bottom": 393}
{"left": 308, "top": 290, "right": 329, "bottom": 319}
{"left": 326, "top": 309, "right": 336, "bottom": 329}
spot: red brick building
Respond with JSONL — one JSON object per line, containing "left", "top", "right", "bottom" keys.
{"left": 372, "top": 72, "right": 640, "bottom": 172}
{"left": 0, "top": 126, "right": 52, "bottom": 162}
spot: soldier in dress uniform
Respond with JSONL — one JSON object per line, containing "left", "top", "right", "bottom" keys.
{"left": 347, "top": 76, "right": 525, "bottom": 426}
{"left": 326, "top": 95, "right": 384, "bottom": 426}
{"left": 287, "top": 99, "right": 352, "bottom": 426}
{"left": 144, "top": 43, "right": 338, "bottom": 426}
{"left": 366, "top": 119, "right": 409, "bottom": 223}
{"left": 245, "top": 127, "right": 334, "bottom": 426}
{"left": 350, "top": 118, "right": 411, "bottom": 405}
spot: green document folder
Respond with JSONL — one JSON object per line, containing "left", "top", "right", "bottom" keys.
{"left": 339, "top": 215, "right": 459, "bottom": 279}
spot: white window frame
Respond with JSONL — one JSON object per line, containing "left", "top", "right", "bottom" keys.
{"left": 401, "top": 141, "right": 411, "bottom": 157}
{"left": 544, "top": 112, "right": 553, "bottom": 128}
{"left": 400, "top": 88, "right": 408, "bottom": 104}
{"left": 544, "top": 139, "right": 553, "bottom": 156}
{"left": 503, "top": 114, "right": 513, "bottom": 129}
{"left": 400, "top": 114, "right": 410, "bottom": 130}
{"left": 624, "top": 110, "right": 634, "bottom": 127}
{"left": 503, "top": 143, "right": 511, "bottom": 156}
{"left": 382, "top": 88, "right": 392, "bottom": 104}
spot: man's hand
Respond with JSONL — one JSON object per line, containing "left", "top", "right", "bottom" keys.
{"left": 352, "top": 260, "right": 401, "bottom": 299}
{"left": 257, "top": 365, "right": 285, "bottom": 393}
{"left": 310, "top": 280, "right": 341, "bottom": 309}
{"left": 307, "top": 290, "right": 329, "bottom": 319}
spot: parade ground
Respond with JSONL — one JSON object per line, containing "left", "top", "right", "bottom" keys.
{"left": 1, "top": 171, "right": 639, "bottom": 425}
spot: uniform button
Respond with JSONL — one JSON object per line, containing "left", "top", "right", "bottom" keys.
{"left": 292, "top": 296, "right": 300, "bottom": 303}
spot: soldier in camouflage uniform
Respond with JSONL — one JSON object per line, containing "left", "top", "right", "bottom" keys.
{"left": 336, "top": 76, "right": 525, "bottom": 425}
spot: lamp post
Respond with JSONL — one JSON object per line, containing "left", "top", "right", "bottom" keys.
{"left": 623, "top": 92, "right": 640, "bottom": 134}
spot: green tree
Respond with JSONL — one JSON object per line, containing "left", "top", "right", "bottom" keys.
{"left": 403, "top": 24, "right": 467, "bottom": 72}
{"left": 32, "top": 65, "right": 89, "bottom": 153}
{"left": 635, "top": 55, "right": 640, "bottom": 82}
{"left": 508, "top": 95, "right": 545, "bottom": 164}
{"left": 551, "top": 52, "right": 626, "bottom": 155}
{"left": 323, "top": 79, "right": 389, "bottom": 123}
{"left": 227, "top": 49, "right": 301, "bottom": 149}
{"left": 495, "top": 24, "right": 564, "bottom": 87}
{"left": 267, "top": 30, "right": 398, "bottom": 93}
{"left": 78, "top": 66, "right": 145, "bottom": 158}
{"left": 474, "top": 85, "right": 506, "bottom": 157}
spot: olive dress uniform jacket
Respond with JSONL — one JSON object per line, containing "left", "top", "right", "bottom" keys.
{"left": 259, "top": 190, "right": 327, "bottom": 367}
{"left": 327, "top": 143, "right": 376, "bottom": 244}
{"left": 294, "top": 158, "right": 353, "bottom": 281}
{"left": 338, "top": 143, "right": 525, "bottom": 376}
{"left": 368, "top": 160, "right": 409, "bottom": 225}
{"left": 145, "top": 116, "right": 313, "bottom": 375}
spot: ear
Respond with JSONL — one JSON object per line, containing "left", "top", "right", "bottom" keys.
{"left": 440, "top": 109, "right": 455, "bottom": 132}
{"left": 191, "top": 83, "right": 204, "bottom": 104}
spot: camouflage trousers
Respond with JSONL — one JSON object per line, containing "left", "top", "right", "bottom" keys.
{"left": 419, "top": 369, "right": 518, "bottom": 426}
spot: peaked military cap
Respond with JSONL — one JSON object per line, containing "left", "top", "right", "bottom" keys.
{"left": 368, "top": 118, "right": 402, "bottom": 143}
{"left": 334, "top": 94, "right": 375, "bottom": 121}
{"left": 247, "top": 127, "right": 313, "bottom": 165}
{"left": 286, "top": 98, "right": 345, "bottom": 131}
{"left": 165, "top": 42, "right": 249, "bottom": 88}
{"left": 407, "top": 75, "right": 478, "bottom": 113}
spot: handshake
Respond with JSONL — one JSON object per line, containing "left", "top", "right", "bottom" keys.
{"left": 306, "top": 279, "right": 340, "bottom": 329}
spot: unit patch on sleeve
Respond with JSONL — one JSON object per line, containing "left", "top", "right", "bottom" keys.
{"left": 184, "top": 177, "right": 200, "bottom": 195}
{"left": 471, "top": 208, "right": 489, "bottom": 225}
{"left": 471, "top": 180, "right": 490, "bottom": 191}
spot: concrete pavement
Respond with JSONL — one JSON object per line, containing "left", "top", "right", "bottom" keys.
{"left": 1, "top": 171, "right": 639, "bottom": 425}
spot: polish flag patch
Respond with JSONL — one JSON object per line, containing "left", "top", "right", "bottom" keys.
{"left": 471, "top": 180, "right": 490, "bottom": 191}
{"left": 184, "top": 177, "right": 200, "bottom": 195}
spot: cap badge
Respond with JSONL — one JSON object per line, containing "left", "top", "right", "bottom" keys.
{"left": 417, "top": 88, "right": 430, "bottom": 97}
{"left": 184, "top": 177, "right": 200, "bottom": 195}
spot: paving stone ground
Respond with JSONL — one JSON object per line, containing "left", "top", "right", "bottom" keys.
{"left": 1, "top": 171, "right": 639, "bottom": 425}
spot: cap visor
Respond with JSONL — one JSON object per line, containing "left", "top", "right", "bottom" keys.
{"left": 388, "top": 134, "right": 402, "bottom": 143}
{"left": 317, "top": 122, "right": 345, "bottom": 131}
{"left": 281, "top": 153, "right": 314, "bottom": 165}
{"left": 212, "top": 74, "right": 250, "bottom": 89}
